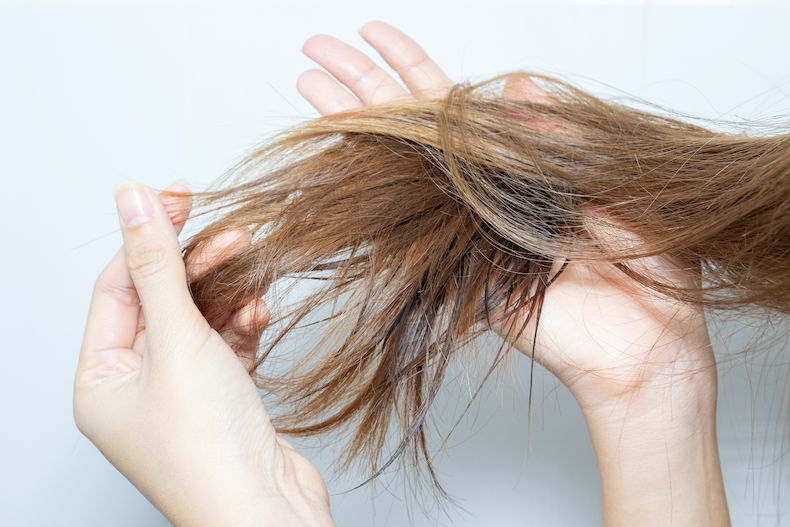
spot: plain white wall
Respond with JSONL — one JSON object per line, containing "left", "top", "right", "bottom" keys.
{"left": 2, "top": 1, "right": 790, "bottom": 525}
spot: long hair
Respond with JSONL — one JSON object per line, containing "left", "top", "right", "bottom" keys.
{"left": 180, "top": 73, "right": 790, "bottom": 492}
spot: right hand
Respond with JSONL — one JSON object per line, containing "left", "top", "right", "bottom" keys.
{"left": 298, "top": 22, "right": 728, "bottom": 526}
{"left": 298, "top": 21, "right": 716, "bottom": 412}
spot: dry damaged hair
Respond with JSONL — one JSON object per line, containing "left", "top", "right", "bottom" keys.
{"left": 181, "top": 73, "right": 790, "bottom": 492}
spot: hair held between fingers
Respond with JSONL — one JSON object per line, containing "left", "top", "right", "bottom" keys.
{"left": 179, "top": 72, "right": 790, "bottom": 492}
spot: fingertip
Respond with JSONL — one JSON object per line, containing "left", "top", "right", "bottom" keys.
{"left": 159, "top": 181, "right": 193, "bottom": 206}
{"left": 296, "top": 69, "right": 324, "bottom": 107}
{"left": 159, "top": 180, "right": 194, "bottom": 235}
{"left": 359, "top": 20, "right": 391, "bottom": 36}
{"left": 112, "top": 180, "right": 144, "bottom": 200}
{"left": 167, "top": 179, "right": 192, "bottom": 193}
{"left": 358, "top": 22, "right": 374, "bottom": 38}
{"left": 220, "top": 297, "right": 270, "bottom": 371}
{"left": 297, "top": 69, "right": 363, "bottom": 116}
{"left": 358, "top": 21, "right": 400, "bottom": 46}
{"left": 185, "top": 228, "right": 252, "bottom": 282}
{"left": 114, "top": 181, "right": 155, "bottom": 229}
{"left": 357, "top": 23, "right": 374, "bottom": 44}
{"left": 301, "top": 34, "right": 332, "bottom": 59}
{"left": 296, "top": 69, "right": 320, "bottom": 92}
{"left": 234, "top": 298, "right": 271, "bottom": 335}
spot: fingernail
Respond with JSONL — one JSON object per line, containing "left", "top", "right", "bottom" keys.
{"left": 113, "top": 182, "right": 154, "bottom": 227}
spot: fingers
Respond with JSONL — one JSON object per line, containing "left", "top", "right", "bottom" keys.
{"left": 297, "top": 69, "right": 364, "bottom": 116}
{"left": 159, "top": 180, "right": 193, "bottom": 236}
{"left": 221, "top": 299, "right": 270, "bottom": 371}
{"left": 502, "top": 74, "right": 551, "bottom": 104}
{"left": 359, "top": 21, "right": 452, "bottom": 100}
{"left": 113, "top": 181, "right": 205, "bottom": 351}
{"left": 185, "top": 228, "right": 252, "bottom": 282}
{"left": 299, "top": 23, "right": 453, "bottom": 115}
{"left": 185, "top": 227, "right": 270, "bottom": 366}
{"left": 502, "top": 74, "right": 577, "bottom": 139}
{"left": 301, "top": 34, "right": 409, "bottom": 107}
{"left": 81, "top": 246, "right": 141, "bottom": 355}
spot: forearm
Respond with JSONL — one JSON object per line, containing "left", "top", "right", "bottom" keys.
{"left": 579, "top": 364, "right": 729, "bottom": 526}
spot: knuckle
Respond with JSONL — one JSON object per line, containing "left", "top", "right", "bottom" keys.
{"left": 126, "top": 235, "right": 170, "bottom": 280}
{"left": 400, "top": 55, "right": 429, "bottom": 75}
{"left": 354, "top": 61, "right": 380, "bottom": 86}
{"left": 154, "top": 322, "right": 215, "bottom": 370}
{"left": 397, "top": 54, "right": 430, "bottom": 77}
{"left": 94, "top": 275, "right": 138, "bottom": 307}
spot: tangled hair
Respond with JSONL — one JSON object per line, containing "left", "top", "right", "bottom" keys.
{"left": 182, "top": 73, "right": 790, "bottom": 491}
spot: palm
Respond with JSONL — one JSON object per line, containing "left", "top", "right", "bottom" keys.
{"left": 509, "top": 259, "right": 712, "bottom": 408}
{"left": 299, "top": 22, "right": 715, "bottom": 409}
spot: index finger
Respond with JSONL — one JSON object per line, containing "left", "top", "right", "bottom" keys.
{"left": 359, "top": 21, "right": 453, "bottom": 100}
{"left": 301, "top": 34, "right": 409, "bottom": 107}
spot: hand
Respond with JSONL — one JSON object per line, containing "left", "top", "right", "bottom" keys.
{"left": 298, "top": 19, "right": 713, "bottom": 413}
{"left": 298, "top": 21, "right": 453, "bottom": 115}
{"left": 298, "top": 22, "right": 729, "bottom": 526}
{"left": 74, "top": 181, "right": 334, "bottom": 527}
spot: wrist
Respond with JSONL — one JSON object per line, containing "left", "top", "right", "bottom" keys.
{"left": 576, "top": 354, "right": 729, "bottom": 526}
{"left": 578, "top": 349, "right": 718, "bottom": 444}
{"left": 138, "top": 455, "right": 335, "bottom": 527}
{"left": 160, "top": 482, "right": 336, "bottom": 527}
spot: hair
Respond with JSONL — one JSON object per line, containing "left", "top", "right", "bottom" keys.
{"left": 179, "top": 72, "right": 790, "bottom": 494}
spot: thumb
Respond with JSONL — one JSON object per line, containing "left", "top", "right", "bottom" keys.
{"left": 114, "top": 181, "right": 206, "bottom": 352}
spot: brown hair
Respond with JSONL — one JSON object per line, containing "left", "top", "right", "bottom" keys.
{"left": 181, "top": 73, "right": 790, "bottom": 491}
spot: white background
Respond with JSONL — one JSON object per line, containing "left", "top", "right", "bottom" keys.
{"left": 2, "top": 1, "right": 790, "bottom": 525}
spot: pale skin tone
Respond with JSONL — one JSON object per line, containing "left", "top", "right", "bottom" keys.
{"left": 74, "top": 21, "right": 730, "bottom": 526}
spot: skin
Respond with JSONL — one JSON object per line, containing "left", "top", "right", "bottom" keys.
{"left": 74, "top": 21, "right": 730, "bottom": 526}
